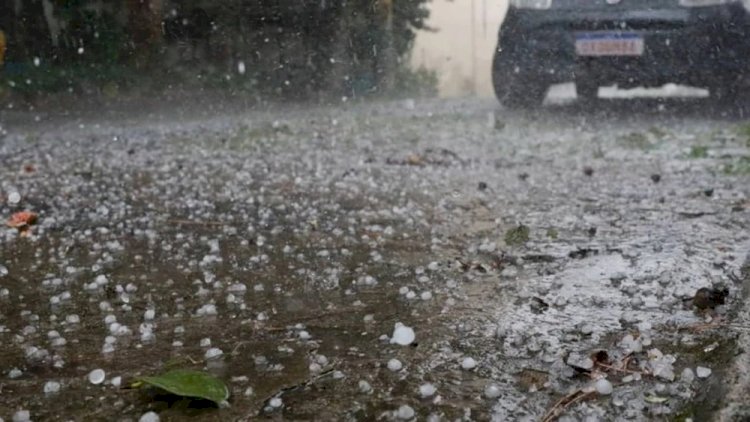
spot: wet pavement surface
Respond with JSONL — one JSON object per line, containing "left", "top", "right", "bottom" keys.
{"left": 1, "top": 97, "right": 749, "bottom": 421}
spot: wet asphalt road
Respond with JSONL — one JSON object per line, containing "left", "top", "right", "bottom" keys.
{"left": 0, "top": 96, "right": 749, "bottom": 421}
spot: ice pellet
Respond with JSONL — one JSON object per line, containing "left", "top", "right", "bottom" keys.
{"left": 595, "top": 379, "right": 613, "bottom": 395}
{"left": 88, "top": 368, "right": 106, "bottom": 385}
{"left": 139, "top": 411, "right": 160, "bottom": 422}
{"left": 391, "top": 323, "right": 415, "bottom": 346}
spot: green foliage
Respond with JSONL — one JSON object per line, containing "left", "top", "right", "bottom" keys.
{"left": 505, "top": 225, "right": 530, "bottom": 246}
{"left": 135, "top": 369, "right": 229, "bottom": 405}
{"left": 0, "top": 0, "right": 432, "bottom": 99}
{"left": 689, "top": 146, "right": 709, "bottom": 159}
{"left": 722, "top": 156, "right": 750, "bottom": 175}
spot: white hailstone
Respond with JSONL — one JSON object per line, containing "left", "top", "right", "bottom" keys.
{"left": 427, "top": 261, "right": 439, "bottom": 271}
{"left": 461, "top": 357, "right": 477, "bottom": 370}
{"left": 595, "top": 379, "right": 613, "bottom": 395}
{"left": 298, "top": 330, "right": 311, "bottom": 340}
{"left": 9, "top": 368, "right": 23, "bottom": 379}
{"left": 396, "top": 405, "right": 415, "bottom": 420}
{"left": 244, "top": 387, "right": 255, "bottom": 397}
{"left": 95, "top": 275, "right": 109, "bottom": 286}
{"left": 104, "top": 315, "right": 117, "bottom": 324}
{"left": 143, "top": 309, "right": 155, "bottom": 321}
{"left": 363, "top": 314, "right": 375, "bottom": 323}
{"left": 111, "top": 376, "right": 122, "bottom": 387}
{"left": 332, "top": 370, "right": 345, "bottom": 380}
{"left": 420, "top": 291, "right": 433, "bottom": 301}
{"left": 205, "top": 348, "right": 224, "bottom": 360}
{"left": 139, "top": 411, "right": 160, "bottom": 422}
{"left": 237, "top": 61, "right": 246, "bottom": 75}
{"left": 8, "top": 191, "right": 21, "bottom": 204}
{"left": 88, "top": 369, "right": 106, "bottom": 385}
{"left": 66, "top": 314, "right": 80, "bottom": 324}
{"left": 109, "top": 322, "right": 122, "bottom": 335}
{"left": 419, "top": 383, "right": 437, "bottom": 398}
{"left": 51, "top": 337, "right": 67, "bottom": 347}
{"left": 405, "top": 291, "right": 416, "bottom": 300}
{"left": 696, "top": 367, "right": 712, "bottom": 378}
{"left": 200, "top": 338, "right": 212, "bottom": 347}
{"left": 101, "top": 343, "right": 115, "bottom": 354}
{"left": 484, "top": 384, "right": 502, "bottom": 399}
{"left": 43, "top": 381, "right": 61, "bottom": 394}
{"left": 254, "top": 284, "right": 265, "bottom": 292}
{"left": 359, "top": 380, "right": 373, "bottom": 393}
{"left": 196, "top": 304, "right": 218, "bottom": 316}
{"left": 681, "top": 368, "right": 695, "bottom": 383}
{"left": 12, "top": 410, "right": 31, "bottom": 422}
{"left": 387, "top": 359, "right": 403, "bottom": 372}
{"left": 269, "top": 397, "right": 283, "bottom": 408}
{"left": 309, "top": 362, "right": 322, "bottom": 373}
{"left": 391, "top": 323, "right": 415, "bottom": 346}
{"left": 399, "top": 286, "right": 409, "bottom": 295}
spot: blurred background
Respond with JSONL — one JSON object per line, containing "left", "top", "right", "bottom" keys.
{"left": 413, "top": 0, "right": 507, "bottom": 97}
{"left": 0, "top": 0, "right": 508, "bottom": 107}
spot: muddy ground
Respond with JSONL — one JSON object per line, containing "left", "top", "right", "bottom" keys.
{"left": 1, "top": 95, "right": 749, "bottom": 421}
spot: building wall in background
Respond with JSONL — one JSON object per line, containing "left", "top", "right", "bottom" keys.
{"left": 411, "top": 0, "right": 508, "bottom": 97}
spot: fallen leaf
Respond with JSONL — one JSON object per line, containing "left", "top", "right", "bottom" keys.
{"left": 135, "top": 369, "right": 229, "bottom": 405}
{"left": 644, "top": 394, "right": 668, "bottom": 404}
{"left": 406, "top": 154, "right": 424, "bottom": 166}
{"left": 7, "top": 211, "right": 38, "bottom": 229}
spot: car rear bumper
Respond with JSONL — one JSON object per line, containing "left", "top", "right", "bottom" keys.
{"left": 497, "top": 3, "right": 750, "bottom": 87}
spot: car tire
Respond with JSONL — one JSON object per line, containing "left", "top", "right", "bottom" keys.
{"left": 576, "top": 80, "right": 599, "bottom": 103}
{"left": 492, "top": 52, "right": 547, "bottom": 109}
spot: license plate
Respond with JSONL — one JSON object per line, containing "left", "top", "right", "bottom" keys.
{"left": 575, "top": 32, "right": 644, "bottom": 57}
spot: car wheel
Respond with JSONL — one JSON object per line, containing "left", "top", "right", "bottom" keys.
{"left": 492, "top": 52, "right": 547, "bottom": 109}
{"left": 576, "top": 79, "right": 599, "bottom": 103}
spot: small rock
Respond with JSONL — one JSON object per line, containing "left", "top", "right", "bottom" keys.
{"left": 478, "top": 182, "right": 488, "bottom": 191}
{"left": 583, "top": 166, "right": 594, "bottom": 176}
{"left": 696, "top": 366, "right": 712, "bottom": 378}
{"left": 139, "top": 411, "right": 160, "bottom": 422}
{"left": 651, "top": 174, "right": 661, "bottom": 183}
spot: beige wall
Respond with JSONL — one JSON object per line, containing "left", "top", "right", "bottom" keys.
{"left": 411, "top": 0, "right": 508, "bottom": 97}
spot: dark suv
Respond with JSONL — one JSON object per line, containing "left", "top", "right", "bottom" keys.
{"left": 492, "top": 0, "right": 750, "bottom": 107}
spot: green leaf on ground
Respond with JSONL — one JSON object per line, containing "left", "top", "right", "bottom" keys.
{"left": 135, "top": 369, "right": 229, "bottom": 405}
{"left": 689, "top": 145, "right": 708, "bottom": 159}
{"left": 505, "top": 224, "right": 530, "bottom": 246}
